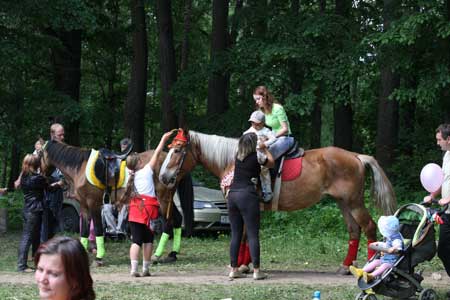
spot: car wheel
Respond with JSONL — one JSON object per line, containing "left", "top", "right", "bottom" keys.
{"left": 61, "top": 206, "right": 80, "bottom": 233}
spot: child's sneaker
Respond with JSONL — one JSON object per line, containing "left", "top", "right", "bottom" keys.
{"left": 363, "top": 272, "right": 374, "bottom": 283}
{"left": 349, "top": 266, "right": 364, "bottom": 279}
{"left": 130, "top": 271, "right": 141, "bottom": 277}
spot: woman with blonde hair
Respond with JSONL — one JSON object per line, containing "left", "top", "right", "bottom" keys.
{"left": 18, "top": 154, "right": 48, "bottom": 272}
{"left": 121, "top": 130, "right": 176, "bottom": 277}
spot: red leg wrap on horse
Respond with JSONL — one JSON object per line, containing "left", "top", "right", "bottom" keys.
{"left": 343, "top": 239, "right": 360, "bottom": 266}
{"left": 242, "top": 243, "right": 251, "bottom": 266}
{"left": 237, "top": 243, "right": 246, "bottom": 266}
{"left": 367, "top": 240, "right": 376, "bottom": 259}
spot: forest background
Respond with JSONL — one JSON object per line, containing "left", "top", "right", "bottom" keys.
{"left": 1, "top": 0, "right": 450, "bottom": 200}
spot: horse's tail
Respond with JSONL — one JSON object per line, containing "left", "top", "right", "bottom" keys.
{"left": 357, "top": 154, "right": 397, "bottom": 214}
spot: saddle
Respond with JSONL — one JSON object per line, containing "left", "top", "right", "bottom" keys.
{"left": 90, "top": 143, "right": 133, "bottom": 203}
{"left": 263, "top": 141, "right": 305, "bottom": 210}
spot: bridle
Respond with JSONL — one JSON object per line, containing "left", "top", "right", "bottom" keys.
{"left": 162, "top": 129, "right": 190, "bottom": 186}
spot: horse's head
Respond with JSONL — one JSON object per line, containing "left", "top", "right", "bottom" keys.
{"left": 36, "top": 141, "right": 54, "bottom": 177}
{"left": 159, "top": 129, "right": 193, "bottom": 188}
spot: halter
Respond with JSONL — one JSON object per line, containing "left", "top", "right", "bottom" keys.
{"left": 165, "top": 129, "right": 189, "bottom": 185}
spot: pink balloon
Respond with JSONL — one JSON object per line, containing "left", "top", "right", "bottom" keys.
{"left": 420, "top": 163, "right": 444, "bottom": 193}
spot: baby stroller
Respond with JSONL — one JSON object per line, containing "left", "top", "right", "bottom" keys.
{"left": 355, "top": 203, "right": 437, "bottom": 300}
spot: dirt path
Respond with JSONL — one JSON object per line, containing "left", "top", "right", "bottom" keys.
{"left": 1, "top": 269, "right": 449, "bottom": 287}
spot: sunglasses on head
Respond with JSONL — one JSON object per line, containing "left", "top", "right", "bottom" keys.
{"left": 253, "top": 94, "right": 263, "bottom": 101}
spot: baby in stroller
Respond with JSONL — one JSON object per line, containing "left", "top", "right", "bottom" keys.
{"left": 350, "top": 216, "right": 404, "bottom": 283}
{"left": 351, "top": 203, "right": 438, "bottom": 300}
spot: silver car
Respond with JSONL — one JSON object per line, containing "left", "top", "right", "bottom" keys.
{"left": 61, "top": 185, "right": 229, "bottom": 233}
{"left": 174, "top": 185, "right": 229, "bottom": 231}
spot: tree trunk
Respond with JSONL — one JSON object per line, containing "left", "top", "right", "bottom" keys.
{"left": 7, "top": 88, "right": 24, "bottom": 189}
{"left": 207, "top": 0, "right": 230, "bottom": 115}
{"left": 124, "top": 0, "right": 148, "bottom": 152}
{"left": 310, "top": 0, "right": 326, "bottom": 149}
{"left": 310, "top": 89, "right": 322, "bottom": 149}
{"left": 333, "top": 102, "right": 353, "bottom": 150}
{"left": 156, "top": 0, "right": 178, "bottom": 131}
{"left": 333, "top": 0, "right": 353, "bottom": 151}
{"left": 1, "top": 148, "right": 7, "bottom": 187}
{"left": 441, "top": 0, "right": 450, "bottom": 122}
{"left": 229, "top": 0, "right": 243, "bottom": 45}
{"left": 49, "top": 29, "right": 82, "bottom": 146}
{"left": 178, "top": 0, "right": 193, "bottom": 127}
{"left": 375, "top": 0, "right": 400, "bottom": 170}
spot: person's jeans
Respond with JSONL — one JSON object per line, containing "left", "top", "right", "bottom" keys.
{"left": 18, "top": 211, "right": 42, "bottom": 271}
{"left": 40, "top": 207, "right": 60, "bottom": 243}
{"left": 268, "top": 136, "right": 295, "bottom": 160}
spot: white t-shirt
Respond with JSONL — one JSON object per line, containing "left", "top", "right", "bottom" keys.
{"left": 243, "top": 126, "right": 277, "bottom": 147}
{"left": 442, "top": 151, "right": 450, "bottom": 200}
{"left": 133, "top": 163, "right": 156, "bottom": 197}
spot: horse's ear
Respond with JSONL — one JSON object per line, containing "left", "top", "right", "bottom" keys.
{"left": 178, "top": 123, "right": 189, "bottom": 135}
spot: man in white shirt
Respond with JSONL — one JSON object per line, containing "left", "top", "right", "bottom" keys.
{"left": 424, "top": 123, "right": 450, "bottom": 299}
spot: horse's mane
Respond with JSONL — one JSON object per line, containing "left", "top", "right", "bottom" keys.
{"left": 45, "top": 140, "right": 91, "bottom": 172}
{"left": 189, "top": 131, "right": 238, "bottom": 170}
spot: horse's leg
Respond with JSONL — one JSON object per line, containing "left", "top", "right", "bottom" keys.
{"left": 336, "top": 200, "right": 362, "bottom": 274}
{"left": 154, "top": 206, "right": 182, "bottom": 264}
{"left": 350, "top": 205, "right": 377, "bottom": 259}
{"left": 153, "top": 217, "right": 172, "bottom": 263}
{"left": 79, "top": 211, "right": 90, "bottom": 251}
{"left": 237, "top": 226, "right": 251, "bottom": 271}
{"left": 91, "top": 209, "right": 105, "bottom": 265}
{"left": 169, "top": 204, "right": 183, "bottom": 260}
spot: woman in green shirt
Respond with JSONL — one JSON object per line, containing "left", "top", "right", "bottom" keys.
{"left": 253, "top": 86, "right": 294, "bottom": 160}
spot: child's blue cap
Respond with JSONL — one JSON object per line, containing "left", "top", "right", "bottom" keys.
{"left": 378, "top": 215, "right": 399, "bottom": 238}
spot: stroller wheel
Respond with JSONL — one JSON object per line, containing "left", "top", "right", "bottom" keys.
{"left": 418, "top": 288, "right": 437, "bottom": 300}
{"left": 355, "top": 292, "right": 377, "bottom": 300}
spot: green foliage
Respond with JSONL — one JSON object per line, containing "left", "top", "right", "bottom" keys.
{"left": 0, "top": 191, "right": 24, "bottom": 231}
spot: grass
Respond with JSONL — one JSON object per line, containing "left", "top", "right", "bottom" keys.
{"left": 0, "top": 283, "right": 362, "bottom": 300}
{"left": 1, "top": 193, "right": 449, "bottom": 299}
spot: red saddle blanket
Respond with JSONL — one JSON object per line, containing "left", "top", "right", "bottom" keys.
{"left": 281, "top": 157, "right": 303, "bottom": 181}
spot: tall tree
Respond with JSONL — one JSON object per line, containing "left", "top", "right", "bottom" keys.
{"left": 178, "top": 0, "right": 193, "bottom": 127}
{"left": 333, "top": 0, "right": 353, "bottom": 151}
{"left": 48, "top": 29, "right": 82, "bottom": 146}
{"left": 310, "top": 0, "right": 325, "bottom": 149}
{"left": 375, "top": 0, "right": 400, "bottom": 170}
{"left": 124, "top": 0, "right": 148, "bottom": 152}
{"left": 207, "top": 0, "right": 230, "bottom": 115}
{"left": 156, "top": 0, "right": 178, "bottom": 131}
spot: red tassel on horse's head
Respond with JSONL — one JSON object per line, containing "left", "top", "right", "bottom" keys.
{"left": 174, "top": 129, "right": 188, "bottom": 143}
{"left": 168, "top": 128, "right": 188, "bottom": 148}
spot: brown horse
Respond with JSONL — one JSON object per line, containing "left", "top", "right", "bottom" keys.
{"left": 40, "top": 140, "right": 182, "bottom": 263}
{"left": 158, "top": 130, "right": 397, "bottom": 273}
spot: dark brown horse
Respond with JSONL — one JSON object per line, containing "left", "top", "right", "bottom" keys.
{"left": 158, "top": 130, "right": 397, "bottom": 273}
{"left": 40, "top": 140, "right": 182, "bottom": 263}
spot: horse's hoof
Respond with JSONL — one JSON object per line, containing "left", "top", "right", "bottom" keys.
{"left": 94, "top": 258, "right": 104, "bottom": 267}
{"left": 336, "top": 265, "right": 350, "bottom": 275}
{"left": 160, "top": 251, "right": 177, "bottom": 263}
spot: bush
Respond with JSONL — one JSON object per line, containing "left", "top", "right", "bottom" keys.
{"left": 0, "top": 191, "right": 24, "bottom": 231}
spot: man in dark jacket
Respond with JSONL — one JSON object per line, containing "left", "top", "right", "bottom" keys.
{"left": 41, "top": 123, "right": 65, "bottom": 242}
